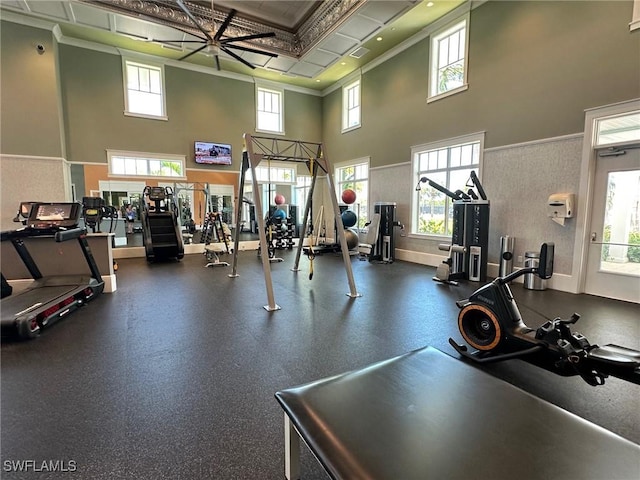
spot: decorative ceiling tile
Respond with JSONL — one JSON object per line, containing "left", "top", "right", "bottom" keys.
{"left": 27, "top": 0, "right": 70, "bottom": 21}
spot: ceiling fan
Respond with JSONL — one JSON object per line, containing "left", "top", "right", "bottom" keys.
{"left": 152, "top": 0, "right": 278, "bottom": 70}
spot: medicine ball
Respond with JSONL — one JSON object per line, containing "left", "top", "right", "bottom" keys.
{"left": 341, "top": 210, "right": 357, "bottom": 228}
{"left": 341, "top": 189, "right": 356, "bottom": 205}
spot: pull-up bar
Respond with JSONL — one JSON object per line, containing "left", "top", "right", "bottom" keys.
{"left": 229, "top": 133, "right": 360, "bottom": 311}
{"left": 247, "top": 136, "right": 327, "bottom": 169}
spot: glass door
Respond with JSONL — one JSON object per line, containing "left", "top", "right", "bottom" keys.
{"left": 584, "top": 148, "right": 640, "bottom": 302}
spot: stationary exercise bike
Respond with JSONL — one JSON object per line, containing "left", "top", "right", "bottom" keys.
{"left": 449, "top": 243, "right": 640, "bottom": 386}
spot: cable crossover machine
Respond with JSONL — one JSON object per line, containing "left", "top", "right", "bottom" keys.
{"left": 229, "top": 134, "right": 361, "bottom": 311}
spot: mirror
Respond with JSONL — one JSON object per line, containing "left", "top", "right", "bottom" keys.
{"left": 69, "top": 164, "right": 311, "bottom": 248}
{"left": 70, "top": 164, "right": 241, "bottom": 248}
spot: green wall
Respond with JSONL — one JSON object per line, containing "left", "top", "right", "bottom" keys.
{"left": 58, "top": 45, "right": 323, "bottom": 168}
{"left": 0, "top": 21, "right": 64, "bottom": 157}
{"left": 3, "top": 1, "right": 636, "bottom": 167}
{"left": 322, "top": 1, "right": 640, "bottom": 167}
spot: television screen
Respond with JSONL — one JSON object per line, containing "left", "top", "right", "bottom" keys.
{"left": 195, "top": 141, "right": 232, "bottom": 165}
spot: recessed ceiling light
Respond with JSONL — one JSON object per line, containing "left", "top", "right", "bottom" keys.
{"left": 316, "top": 79, "right": 321, "bottom": 82}
{"left": 341, "top": 61, "right": 346, "bottom": 65}
{"left": 427, "top": 2, "right": 434, "bottom": 7}
{"left": 376, "top": 36, "right": 383, "bottom": 41}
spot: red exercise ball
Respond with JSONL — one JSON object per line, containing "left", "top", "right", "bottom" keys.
{"left": 341, "top": 189, "right": 356, "bottom": 205}
{"left": 274, "top": 193, "right": 286, "bottom": 205}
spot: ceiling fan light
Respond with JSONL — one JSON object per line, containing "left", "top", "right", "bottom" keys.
{"left": 205, "top": 44, "right": 219, "bottom": 56}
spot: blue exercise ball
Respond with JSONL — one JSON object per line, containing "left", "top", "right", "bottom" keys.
{"left": 273, "top": 209, "right": 287, "bottom": 220}
{"left": 341, "top": 210, "right": 357, "bottom": 228}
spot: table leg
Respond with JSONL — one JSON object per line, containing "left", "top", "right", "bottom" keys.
{"left": 284, "top": 413, "right": 300, "bottom": 480}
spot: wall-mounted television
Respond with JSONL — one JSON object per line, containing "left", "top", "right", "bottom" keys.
{"left": 195, "top": 141, "right": 232, "bottom": 165}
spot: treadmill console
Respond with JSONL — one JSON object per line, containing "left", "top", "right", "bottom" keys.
{"left": 28, "top": 202, "right": 82, "bottom": 229}
{"left": 13, "top": 202, "right": 37, "bottom": 224}
{"left": 148, "top": 187, "right": 167, "bottom": 201}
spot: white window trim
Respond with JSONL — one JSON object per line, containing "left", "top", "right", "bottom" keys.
{"left": 107, "top": 149, "right": 186, "bottom": 180}
{"left": 631, "top": 0, "right": 640, "bottom": 31}
{"left": 342, "top": 76, "right": 361, "bottom": 133}
{"left": 427, "top": 13, "right": 470, "bottom": 103}
{"left": 255, "top": 83, "right": 285, "bottom": 135}
{"left": 410, "top": 132, "right": 485, "bottom": 239}
{"left": 426, "top": 84, "right": 469, "bottom": 104}
{"left": 122, "top": 57, "right": 168, "bottom": 121}
{"left": 334, "top": 157, "right": 370, "bottom": 183}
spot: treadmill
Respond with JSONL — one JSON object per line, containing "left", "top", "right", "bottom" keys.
{"left": 1, "top": 202, "right": 104, "bottom": 339}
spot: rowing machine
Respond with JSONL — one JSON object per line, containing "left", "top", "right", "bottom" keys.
{"left": 449, "top": 243, "right": 640, "bottom": 386}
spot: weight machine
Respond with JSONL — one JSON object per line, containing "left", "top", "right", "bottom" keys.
{"left": 416, "top": 170, "right": 489, "bottom": 284}
{"left": 173, "top": 182, "right": 214, "bottom": 232}
{"left": 202, "top": 211, "right": 231, "bottom": 268}
{"left": 230, "top": 134, "right": 360, "bottom": 311}
{"left": 371, "top": 202, "right": 404, "bottom": 263}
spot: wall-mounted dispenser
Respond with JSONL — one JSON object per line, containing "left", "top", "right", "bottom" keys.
{"left": 548, "top": 193, "right": 575, "bottom": 226}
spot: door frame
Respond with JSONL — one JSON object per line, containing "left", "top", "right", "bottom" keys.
{"left": 572, "top": 98, "right": 640, "bottom": 294}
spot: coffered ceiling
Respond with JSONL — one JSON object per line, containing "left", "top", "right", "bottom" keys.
{"left": 0, "top": 0, "right": 466, "bottom": 91}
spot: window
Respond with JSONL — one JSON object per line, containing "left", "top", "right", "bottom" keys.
{"left": 595, "top": 111, "right": 640, "bottom": 146}
{"left": 295, "top": 175, "right": 312, "bottom": 214}
{"left": 412, "top": 133, "right": 484, "bottom": 236}
{"left": 342, "top": 78, "right": 361, "bottom": 132}
{"left": 335, "top": 159, "right": 369, "bottom": 229}
{"left": 428, "top": 15, "right": 469, "bottom": 102}
{"left": 123, "top": 59, "right": 167, "bottom": 119}
{"left": 107, "top": 150, "right": 185, "bottom": 179}
{"left": 632, "top": 0, "right": 640, "bottom": 31}
{"left": 246, "top": 164, "right": 296, "bottom": 184}
{"left": 256, "top": 85, "right": 284, "bottom": 134}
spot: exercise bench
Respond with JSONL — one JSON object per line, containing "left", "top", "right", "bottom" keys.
{"left": 275, "top": 346, "right": 639, "bottom": 480}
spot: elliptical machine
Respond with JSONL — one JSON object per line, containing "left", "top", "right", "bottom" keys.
{"left": 82, "top": 197, "right": 119, "bottom": 271}
{"left": 449, "top": 243, "right": 640, "bottom": 386}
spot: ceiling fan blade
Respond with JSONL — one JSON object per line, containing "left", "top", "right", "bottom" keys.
{"left": 224, "top": 44, "right": 278, "bottom": 58}
{"left": 220, "top": 45, "right": 255, "bottom": 70}
{"left": 215, "top": 55, "right": 221, "bottom": 71}
{"left": 220, "top": 32, "right": 276, "bottom": 43}
{"left": 179, "top": 44, "right": 208, "bottom": 61}
{"left": 176, "top": 0, "right": 213, "bottom": 41}
{"left": 214, "top": 9, "right": 236, "bottom": 41}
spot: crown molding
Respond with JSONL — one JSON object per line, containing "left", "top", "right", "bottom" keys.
{"left": 0, "top": 9, "right": 322, "bottom": 96}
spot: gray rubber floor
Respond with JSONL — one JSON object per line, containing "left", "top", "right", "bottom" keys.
{"left": 1, "top": 250, "right": 638, "bottom": 479}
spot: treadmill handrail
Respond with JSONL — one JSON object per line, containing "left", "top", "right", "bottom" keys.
{"left": 2, "top": 226, "right": 82, "bottom": 241}
{"left": 55, "top": 228, "right": 85, "bottom": 242}
{"left": 2, "top": 227, "right": 102, "bottom": 284}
